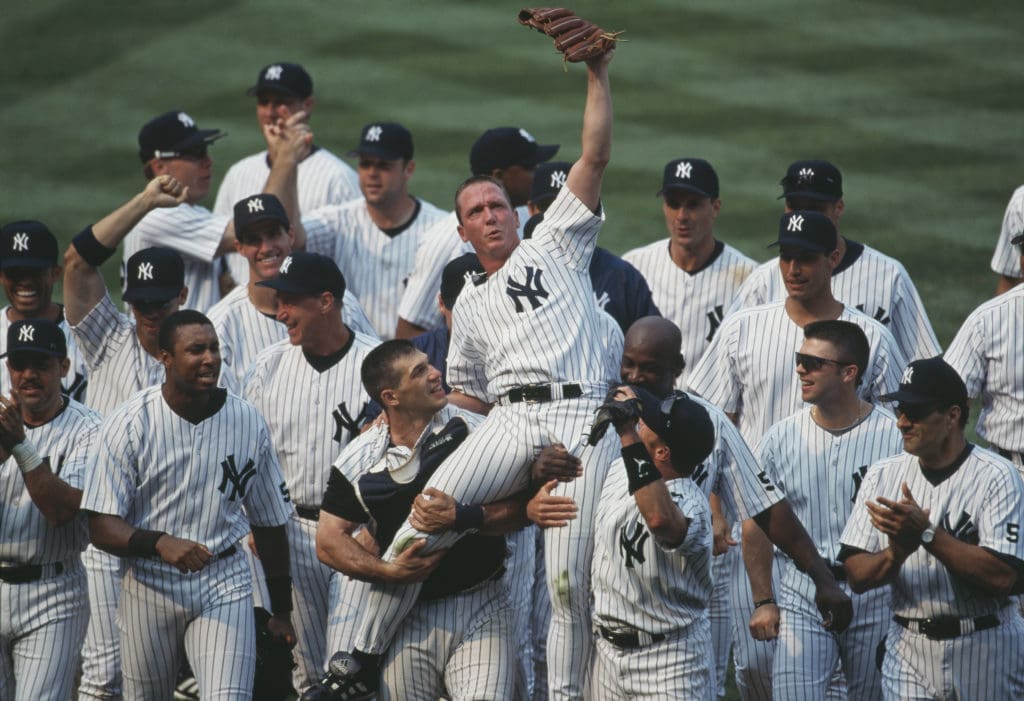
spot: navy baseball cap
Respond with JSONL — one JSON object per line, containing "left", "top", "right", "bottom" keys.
{"left": 346, "top": 123, "right": 414, "bottom": 161}
{"left": 770, "top": 211, "right": 837, "bottom": 252}
{"left": 658, "top": 158, "right": 719, "bottom": 199}
{"left": 439, "top": 253, "right": 485, "bottom": 309}
{"left": 634, "top": 386, "right": 715, "bottom": 474}
{"left": 256, "top": 252, "right": 346, "bottom": 298}
{"left": 233, "top": 194, "right": 289, "bottom": 239}
{"left": 879, "top": 357, "right": 968, "bottom": 406}
{"left": 246, "top": 62, "right": 313, "bottom": 99}
{"left": 1, "top": 319, "right": 67, "bottom": 359}
{"left": 138, "top": 111, "right": 225, "bottom": 163}
{"left": 1011, "top": 232, "right": 1024, "bottom": 247}
{"left": 530, "top": 161, "right": 572, "bottom": 205}
{"left": 123, "top": 247, "right": 185, "bottom": 303}
{"left": 0, "top": 221, "right": 59, "bottom": 270}
{"left": 470, "top": 127, "right": 559, "bottom": 175}
{"left": 779, "top": 160, "right": 843, "bottom": 202}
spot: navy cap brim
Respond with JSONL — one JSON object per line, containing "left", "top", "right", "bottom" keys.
{"left": 0, "top": 256, "right": 55, "bottom": 270}
{"left": 123, "top": 286, "right": 182, "bottom": 303}
{"left": 634, "top": 386, "right": 668, "bottom": 434}
{"left": 778, "top": 190, "right": 841, "bottom": 202}
{"left": 767, "top": 237, "right": 832, "bottom": 252}
{"left": 345, "top": 146, "right": 406, "bottom": 161}
{"left": 878, "top": 389, "right": 935, "bottom": 404}
{"left": 246, "top": 84, "right": 305, "bottom": 99}
{"left": 526, "top": 144, "right": 560, "bottom": 167}
{"left": 255, "top": 278, "right": 321, "bottom": 295}
{"left": 0, "top": 346, "right": 64, "bottom": 360}
{"left": 178, "top": 128, "right": 226, "bottom": 152}
{"left": 657, "top": 183, "right": 714, "bottom": 199}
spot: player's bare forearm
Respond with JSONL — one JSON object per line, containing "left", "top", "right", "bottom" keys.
{"left": 842, "top": 547, "right": 908, "bottom": 593}
{"left": 263, "top": 113, "right": 309, "bottom": 249}
{"left": 316, "top": 511, "right": 396, "bottom": 582}
{"left": 87, "top": 512, "right": 210, "bottom": 572}
{"left": 754, "top": 500, "right": 831, "bottom": 585}
{"left": 447, "top": 390, "right": 492, "bottom": 415}
{"left": 741, "top": 518, "right": 775, "bottom": 601}
{"left": 87, "top": 512, "right": 138, "bottom": 555}
{"left": 251, "top": 524, "right": 291, "bottom": 579}
{"left": 410, "top": 487, "right": 529, "bottom": 536}
{"left": 709, "top": 493, "right": 736, "bottom": 555}
{"left": 394, "top": 317, "right": 428, "bottom": 340}
{"left": 633, "top": 479, "right": 691, "bottom": 549}
{"left": 926, "top": 528, "right": 1020, "bottom": 596}
{"left": 565, "top": 52, "right": 613, "bottom": 214}
{"left": 21, "top": 462, "right": 83, "bottom": 527}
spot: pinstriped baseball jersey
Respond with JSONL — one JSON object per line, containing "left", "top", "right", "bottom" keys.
{"left": 305, "top": 197, "right": 447, "bottom": 339}
{"left": 208, "top": 283, "right": 376, "bottom": 390}
{"left": 592, "top": 465, "right": 713, "bottom": 634}
{"left": 397, "top": 206, "right": 530, "bottom": 331}
{"left": 80, "top": 386, "right": 293, "bottom": 553}
{"left": 944, "top": 284, "right": 1024, "bottom": 454}
{"left": 122, "top": 204, "right": 230, "bottom": 313}
{"left": 214, "top": 146, "right": 362, "bottom": 286}
{"left": 0, "top": 306, "right": 88, "bottom": 402}
{"left": 991, "top": 185, "right": 1024, "bottom": 278}
{"left": 243, "top": 332, "right": 379, "bottom": 507}
{"left": 840, "top": 445, "right": 1024, "bottom": 619}
{"left": 689, "top": 302, "right": 905, "bottom": 447}
{"left": 447, "top": 188, "right": 611, "bottom": 400}
{"left": 623, "top": 239, "right": 756, "bottom": 385}
{"left": 0, "top": 399, "right": 101, "bottom": 563}
{"left": 729, "top": 243, "right": 940, "bottom": 361}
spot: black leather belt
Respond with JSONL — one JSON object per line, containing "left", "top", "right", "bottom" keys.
{"left": 893, "top": 613, "right": 999, "bottom": 640}
{"left": 215, "top": 545, "right": 238, "bottom": 560}
{"left": 830, "top": 563, "right": 847, "bottom": 582}
{"left": 598, "top": 625, "right": 667, "bottom": 649}
{"left": 0, "top": 561, "right": 64, "bottom": 584}
{"left": 506, "top": 383, "right": 582, "bottom": 404}
{"left": 295, "top": 505, "right": 320, "bottom": 521}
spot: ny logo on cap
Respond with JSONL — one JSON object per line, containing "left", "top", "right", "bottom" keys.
{"left": 18, "top": 325, "right": 34, "bottom": 342}
{"left": 676, "top": 162, "right": 693, "bottom": 179}
{"left": 550, "top": 169, "right": 567, "bottom": 189}
{"left": 901, "top": 366, "right": 915, "bottom": 385}
{"left": 12, "top": 233, "right": 29, "bottom": 252}
{"left": 137, "top": 262, "right": 154, "bottom": 280}
{"left": 280, "top": 256, "right": 293, "bottom": 275}
{"left": 247, "top": 197, "right": 264, "bottom": 213}
{"left": 365, "top": 125, "right": 383, "bottom": 142}
{"left": 518, "top": 128, "right": 536, "bottom": 143}
{"left": 177, "top": 112, "right": 195, "bottom": 128}
{"left": 265, "top": 65, "right": 283, "bottom": 81}
{"left": 787, "top": 215, "right": 805, "bottom": 232}
{"left": 797, "top": 167, "right": 815, "bottom": 183}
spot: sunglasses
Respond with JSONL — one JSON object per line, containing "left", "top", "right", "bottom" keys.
{"left": 894, "top": 403, "right": 942, "bottom": 423}
{"left": 794, "top": 352, "right": 855, "bottom": 372}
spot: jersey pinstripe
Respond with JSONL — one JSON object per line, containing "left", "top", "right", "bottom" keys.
{"left": 122, "top": 203, "right": 229, "bottom": 313}
{"left": 688, "top": 301, "right": 906, "bottom": 447}
{"left": 991, "top": 185, "right": 1024, "bottom": 278}
{"left": 208, "top": 283, "right": 376, "bottom": 390}
{"left": 0, "top": 306, "right": 88, "bottom": 402}
{"left": 944, "top": 283, "right": 1024, "bottom": 456}
{"left": 623, "top": 239, "right": 756, "bottom": 385}
{"left": 729, "top": 243, "right": 940, "bottom": 362}
{"left": 305, "top": 197, "right": 447, "bottom": 339}
{"left": 214, "top": 146, "right": 362, "bottom": 286}
{"left": 841, "top": 446, "right": 1024, "bottom": 619}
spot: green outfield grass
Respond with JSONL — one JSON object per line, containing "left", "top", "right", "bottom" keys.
{"left": 2, "top": 2, "right": 1022, "bottom": 698}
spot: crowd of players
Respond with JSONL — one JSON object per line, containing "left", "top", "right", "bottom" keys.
{"left": 2, "top": 46, "right": 1024, "bottom": 701}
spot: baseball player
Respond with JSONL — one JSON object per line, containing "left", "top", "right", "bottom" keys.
{"left": 945, "top": 231, "right": 1024, "bottom": 469}
{"left": 0, "top": 320, "right": 102, "bottom": 700}
{"left": 81, "top": 310, "right": 296, "bottom": 700}
{"left": 0, "top": 220, "right": 87, "bottom": 401}
{"left": 304, "top": 122, "right": 446, "bottom": 339}
{"left": 991, "top": 185, "right": 1024, "bottom": 295}
{"left": 124, "top": 108, "right": 310, "bottom": 312}
{"left": 214, "top": 62, "right": 361, "bottom": 288}
{"left": 840, "top": 357, "right": 1024, "bottom": 700}
{"left": 744, "top": 320, "right": 902, "bottom": 700}
{"left": 308, "top": 339, "right": 538, "bottom": 700}
{"left": 208, "top": 194, "right": 375, "bottom": 390}
{"left": 525, "top": 160, "right": 661, "bottom": 333}
{"left": 243, "top": 251, "right": 380, "bottom": 694}
{"left": 688, "top": 210, "right": 905, "bottom": 699}
{"left": 729, "top": 160, "right": 940, "bottom": 362}
{"left": 394, "top": 126, "right": 558, "bottom": 339}
{"left": 622, "top": 157, "right": 756, "bottom": 386}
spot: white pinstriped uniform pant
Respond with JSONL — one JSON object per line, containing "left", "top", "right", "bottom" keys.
{"left": 80, "top": 545, "right": 122, "bottom": 699}
{"left": 0, "top": 558, "right": 88, "bottom": 701}
{"left": 353, "top": 397, "right": 617, "bottom": 701}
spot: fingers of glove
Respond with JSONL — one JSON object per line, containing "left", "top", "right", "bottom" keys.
{"left": 546, "top": 16, "right": 589, "bottom": 37}
{"left": 561, "top": 28, "right": 612, "bottom": 61}
{"left": 518, "top": 7, "right": 575, "bottom": 27}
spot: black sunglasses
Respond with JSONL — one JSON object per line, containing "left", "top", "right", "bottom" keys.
{"left": 794, "top": 352, "right": 856, "bottom": 372}
{"left": 894, "top": 403, "right": 942, "bottom": 423}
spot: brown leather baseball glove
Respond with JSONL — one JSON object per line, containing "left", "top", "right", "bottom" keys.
{"left": 518, "top": 8, "right": 622, "bottom": 63}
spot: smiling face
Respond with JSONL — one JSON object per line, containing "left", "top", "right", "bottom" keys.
{"left": 274, "top": 290, "right": 330, "bottom": 348}
{"left": 795, "top": 337, "right": 855, "bottom": 405}
{"left": 1, "top": 265, "right": 60, "bottom": 318}
{"left": 160, "top": 322, "right": 221, "bottom": 396}
{"left": 779, "top": 246, "right": 838, "bottom": 302}
{"left": 235, "top": 221, "right": 293, "bottom": 281}
{"left": 384, "top": 349, "right": 447, "bottom": 417}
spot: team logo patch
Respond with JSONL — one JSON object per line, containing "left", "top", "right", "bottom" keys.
{"left": 12, "top": 233, "right": 29, "bottom": 252}
{"left": 850, "top": 465, "right": 869, "bottom": 503}
{"left": 177, "top": 112, "right": 195, "bottom": 128}
{"left": 518, "top": 128, "right": 536, "bottom": 143}
{"left": 676, "top": 161, "right": 693, "bottom": 179}
{"left": 506, "top": 266, "right": 549, "bottom": 312}
{"left": 218, "top": 454, "right": 257, "bottom": 501}
{"left": 594, "top": 290, "right": 610, "bottom": 311}
{"left": 279, "top": 256, "right": 293, "bottom": 275}
{"left": 550, "top": 169, "right": 567, "bottom": 189}
{"left": 900, "top": 366, "right": 914, "bottom": 385}
{"left": 690, "top": 461, "right": 710, "bottom": 488}
{"left": 941, "top": 510, "right": 978, "bottom": 545}
{"left": 855, "top": 304, "right": 891, "bottom": 326}
{"left": 265, "top": 65, "right": 283, "bottom": 81}
{"left": 18, "top": 324, "right": 34, "bottom": 342}
{"left": 332, "top": 401, "right": 370, "bottom": 443}
{"left": 705, "top": 305, "right": 724, "bottom": 343}
{"left": 365, "top": 125, "right": 383, "bottom": 142}
{"left": 246, "top": 197, "right": 264, "bottom": 213}
{"left": 787, "top": 215, "right": 805, "bottom": 232}
{"left": 797, "top": 167, "right": 815, "bottom": 184}
{"left": 137, "top": 262, "right": 154, "bottom": 280}
{"left": 619, "top": 521, "right": 650, "bottom": 569}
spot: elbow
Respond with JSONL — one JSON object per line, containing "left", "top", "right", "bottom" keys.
{"left": 985, "top": 571, "right": 1018, "bottom": 598}
{"left": 45, "top": 508, "right": 79, "bottom": 529}
{"left": 846, "top": 574, "right": 872, "bottom": 595}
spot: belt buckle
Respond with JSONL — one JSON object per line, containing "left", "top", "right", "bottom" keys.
{"left": 521, "top": 384, "right": 543, "bottom": 404}
{"left": 920, "top": 618, "right": 957, "bottom": 640}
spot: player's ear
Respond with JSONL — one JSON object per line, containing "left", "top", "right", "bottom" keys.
{"left": 456, "top": 223, "right": 468, "bottom": 243}
{"left": 379, "top": 388, "right": 398, "bottom": 408}
{"left": 404, "top": 159, "right": 416, "bottom": 178}
{"left": 177, "top": 287, "right": 188, "bottom": 306}
{"left": 710, "top": 197, "right": 722, "bottom": 219}
{"left": 833, "top": 198, "right": 845, "bottom": 220}
{"left": 59, "top": 357, "right": 71, "bottom": 376}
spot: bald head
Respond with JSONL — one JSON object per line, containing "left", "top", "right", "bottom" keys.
{"left": 621, "top": 316, "right": 685, "bottom": 398}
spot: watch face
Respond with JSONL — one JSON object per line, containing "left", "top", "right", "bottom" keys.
{"left": 921, "top": 528, "right": 935, "bottom": 544}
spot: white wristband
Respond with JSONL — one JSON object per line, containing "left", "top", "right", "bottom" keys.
{"left": 11, "top": 440, "right": 43, "bottom": 475}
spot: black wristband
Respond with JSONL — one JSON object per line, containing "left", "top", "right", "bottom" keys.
{"left": 453, "top": 503, "right": 484, "bottom": 532}
{"left": 266, "top": 575, "right": 293, "bottom": 615}
{"left": 72, "top": 225, "right": 117, "bottom": 267}
{"left": 754, "top": 598, "right": 777, "bottom": 609}
{"left": 621, "top": 442, "right": 661, "bottom": 494}
{"left": 127, "top": 529, "right": 167, "bottom": 557}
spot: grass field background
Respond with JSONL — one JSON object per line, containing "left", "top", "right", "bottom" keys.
{"left": 2, "top": 2, "right": 1021, "bottom": 697}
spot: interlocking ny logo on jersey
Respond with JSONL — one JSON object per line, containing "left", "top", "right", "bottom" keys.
{"left": 332, "top": 401, "right": 370, "bottom": 443}
{"left": 137, "top": 262, "right": 154, "bottom": 281}
{"left": 705, "top": 305, "right": 725, "bottom": 342}
{"left": 619, "top": 521, "right": 650, "bottom": 569}
{"left": 691, "top": 461, "right": 710, "bottom": 488}
{"left": 787, "top": 215, "right": 804, "bottom": 232}
{"left": 855, "top": 304, "right": 891, "bottom": 326}
{"left": 218, "top": 454, "right": 257, "bottom": 501}
{"left": 850, "top": 465, "right": 869, "bottom": 503}
{"left": 247, "top": 197, "right": 264, "bottom": 213}
{"left": 941, "top": 510, "right": 979, "bottom": 545}
{"left": 18, "top": 325, "right": 34, "bottom": 342}
{"left": 12, "top": 233, "right": 29, "bottom": 252}
{"left": 507, "top": 266, "right": 549, "bottom": 312}
{"left": 676, "top": 161, "right": 693, "bottom": 179}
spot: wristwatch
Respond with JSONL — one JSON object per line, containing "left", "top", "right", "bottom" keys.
{"left": 920, "top": 526, "right": 936, "bottom": 546}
